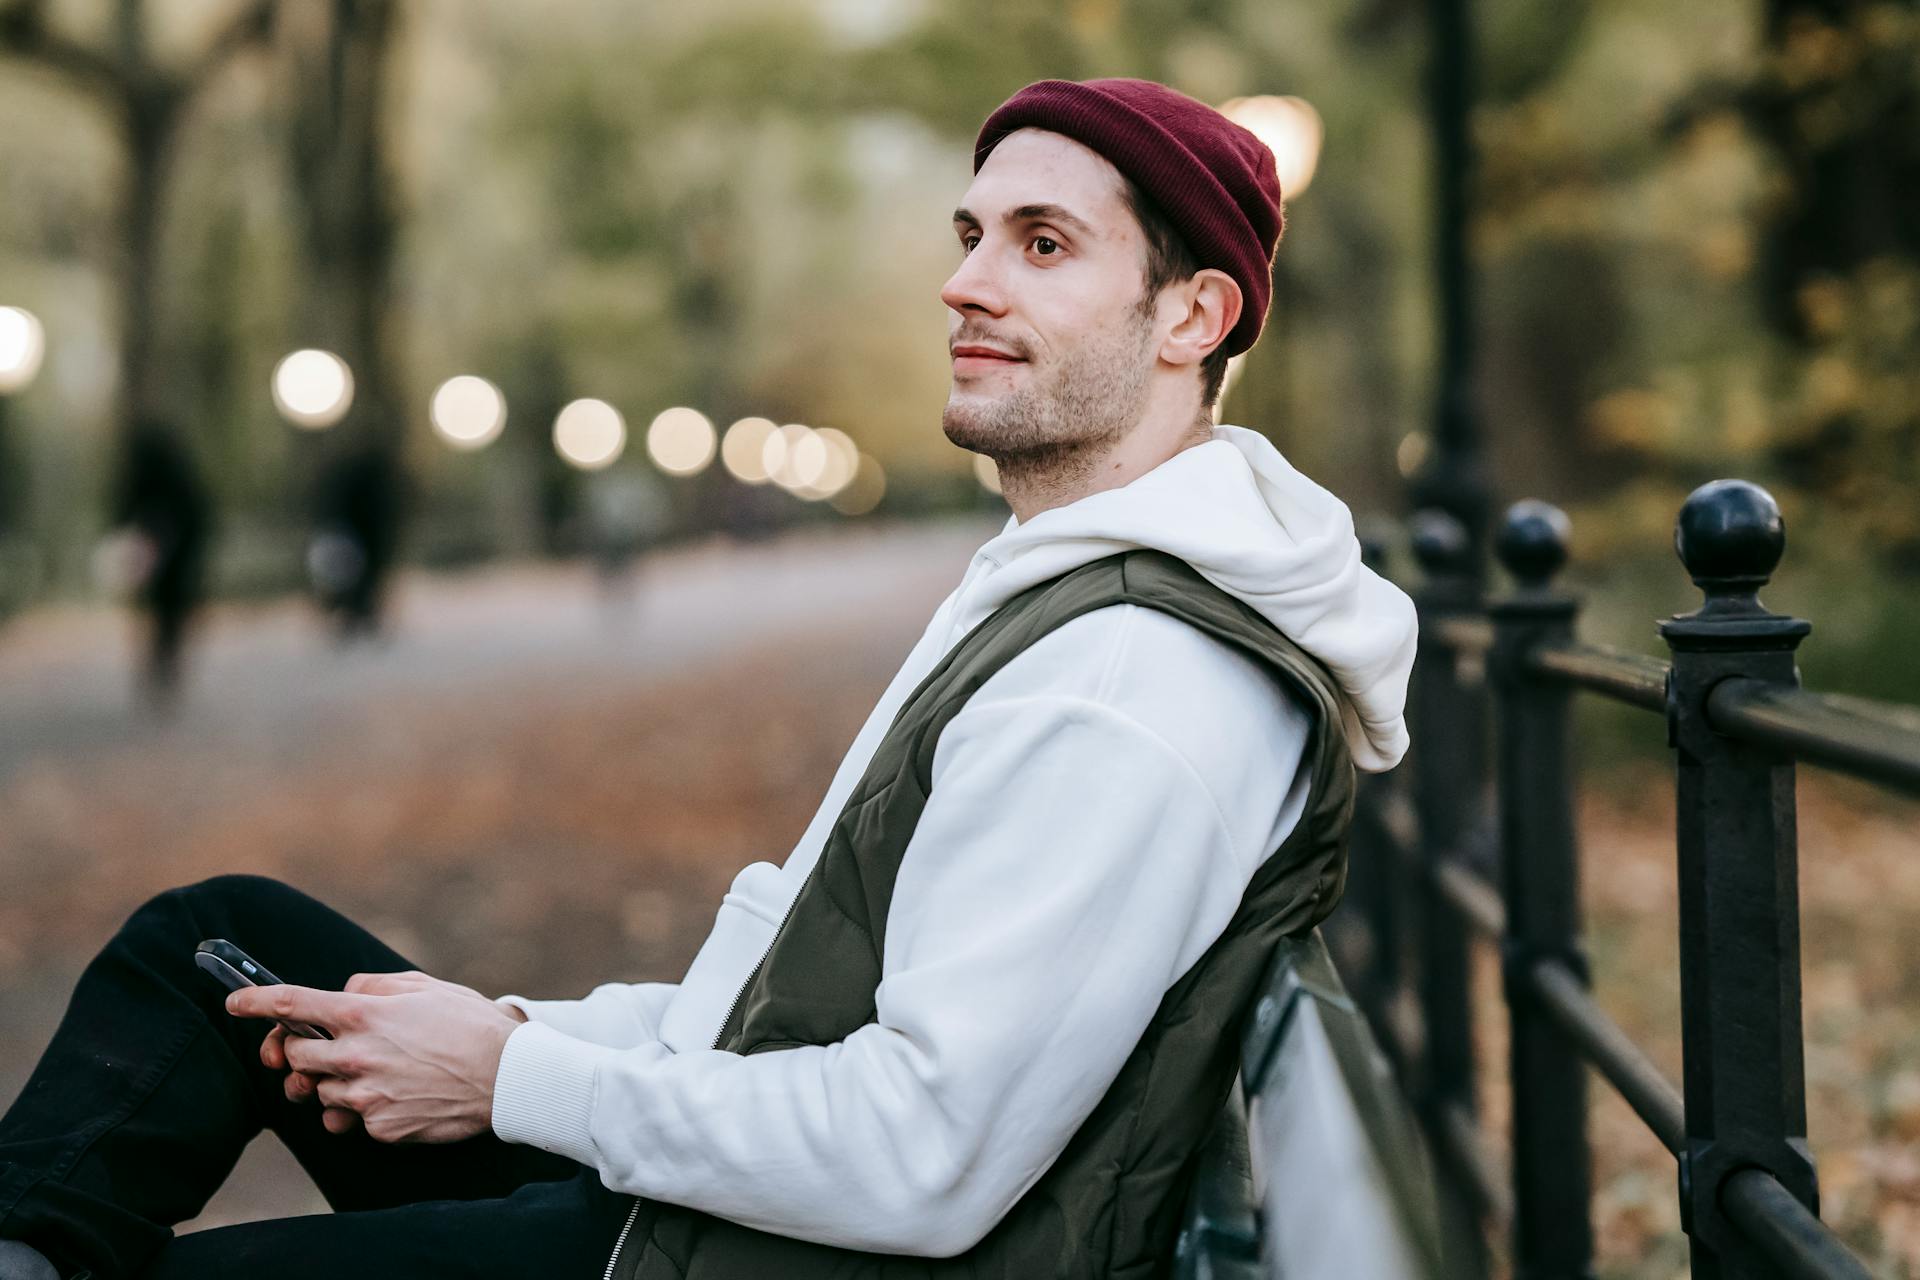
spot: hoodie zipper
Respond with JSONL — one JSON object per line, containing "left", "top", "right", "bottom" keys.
{"left": 600, "top": 1199, "right": 642, "bottom": 1280}
{"left": 600, "top": 889, "right": 805, "bottom": 1279}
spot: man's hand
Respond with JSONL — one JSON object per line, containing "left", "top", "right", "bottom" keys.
{"left": 233, "top": 970, "right": 525, "bottom": 1144}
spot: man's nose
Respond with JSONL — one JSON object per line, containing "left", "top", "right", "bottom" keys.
{"left": 939, "top": 246, "right": 1008, "bottom": 318}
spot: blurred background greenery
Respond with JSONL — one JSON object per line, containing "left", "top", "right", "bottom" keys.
{"left": 1, "top": 0, "right": 1913, "bottom": 678}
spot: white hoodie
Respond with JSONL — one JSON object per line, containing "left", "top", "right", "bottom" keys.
{"left": 490, "top": 425, "right": 1418, "bottom": 1255}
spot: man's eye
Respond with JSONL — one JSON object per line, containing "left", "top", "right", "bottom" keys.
{"left": 961, "top": 235, "right": 980, "bottom": 254}
{"left": 1033, "top": 236, "right": 1060, "bottom": 256}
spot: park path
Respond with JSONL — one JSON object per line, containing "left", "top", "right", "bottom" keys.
{"left": 0, "top": 516, "right": 995, "bottom": 1235}
{"left": 0, "top": 518, "right": 996, "bottom": 779}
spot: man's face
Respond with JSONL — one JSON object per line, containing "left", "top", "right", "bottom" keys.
{"left": 941, "top": 128, "right": 1159, "bottom": 463}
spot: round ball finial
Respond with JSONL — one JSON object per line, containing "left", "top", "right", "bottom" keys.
{"left": 1674, "top": 480, "right": 1784, "bottom": 594}
{"left": 1409, "top": 509, "right": 1471, "bottom": 577}
{"left": 1496, "top": 499, "right": 1570, "bottom": 590}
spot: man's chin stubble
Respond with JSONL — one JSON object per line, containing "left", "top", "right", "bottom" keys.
{"left": 941, "top": 393, "right": 1018, "bottom": 459}
{"left": 945, "top": 411, "right": 1044, "bottom": 465}
{"left": 943, "top": 394, "right": 1122, "bottom": 494}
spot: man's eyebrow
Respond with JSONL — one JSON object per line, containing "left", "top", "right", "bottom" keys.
{"left": 950, "top": 204, "right": 1099, "bottom": 239}
{"left": 1009, "top": 204, "right": 1097, "bottom": 238}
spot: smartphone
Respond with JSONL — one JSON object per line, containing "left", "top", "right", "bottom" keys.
{"left": 194, "top": 938, "right": 334, "bottom": 1040}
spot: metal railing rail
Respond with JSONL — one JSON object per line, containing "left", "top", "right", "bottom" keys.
{"left": 1524, "top": 958, "right": 1685, "bottom": 1154}
{"left": 1340, "top": 480, "right": 1908, "bottom": 1279}
{"left": 1524, "top": 641, "right": 1667, "bottom": 712}
{"left": 1708, "top": 680, "right": 1920, "bottom": 798}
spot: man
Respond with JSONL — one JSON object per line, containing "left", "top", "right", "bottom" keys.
{"left": 106, "top": 421, "right": 214, "bottom": 707}
{"left": 307, "top": 442, "right": 406, "bottom": 641}
{"left": 0, "top": 78, "right": 1417, "bottom": 1279}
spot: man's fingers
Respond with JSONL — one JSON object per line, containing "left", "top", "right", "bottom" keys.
{"left": 225, "top": 983, "right": 361, "bottom": 1032}
{"left": 282, "top": 1034, "right": 357, "bottom": 1078}
{"left": 284, "top": 1070, "right": 318, "bottom": 1105}
{"left": 321, "top": 1106, "right": 361, "bottom": 1135}
{"left": 259, "top": 1024, "right": 288, "bottom": 1070}
{"left": 343, "top": 970, "right": 430, "bottom": 996}
{"left": 314, "top": 1076, "right": 369, "bottom": 1113}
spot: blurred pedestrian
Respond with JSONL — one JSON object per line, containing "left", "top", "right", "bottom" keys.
{"left": 105, "top": 419, "right": 213, "bottom": 707}
{"left": 307, "top": 443, "right": 405, "bottom": 641}
{"left": 584, "top": 467, "right": 669, "bottom": 613}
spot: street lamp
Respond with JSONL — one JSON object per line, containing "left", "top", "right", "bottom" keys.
{"left": 1215, "top": 96, "right": 1325, "bottom": 422}
{"left": 272, "top": 349, "right": 354, "bottom": 429}
{"left": 803, "top": 428, "right": 860, "bottom": 500}
{"left": 830, "top": 454, "right": 886, "bottom": 516}
{"left": 764, "top": 423, "right": 826, "bottom": 493}
{"left": 553, "top": 397, "right": 626, "bottom": 471}
{"left": 722, "top": 416, "right": 780, "bottom": 484}
{"left": 1219, "top": 95, "right": 1324, "bottom": 200}
{"left": 0, "top": 307, "right": 45, "bottom": 580}
{"left": 645, "top": 406, "right": 717, "bottom": 476}
{"left": 430, "top": 374, "right": 507, "bottom": 451}
{"left": 0, "top": 307, "right": 47, "bottom": 394}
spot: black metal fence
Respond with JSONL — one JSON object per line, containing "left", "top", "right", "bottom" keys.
{"left": 1334, "top": 478, "right": 1918, "bottom": 1278}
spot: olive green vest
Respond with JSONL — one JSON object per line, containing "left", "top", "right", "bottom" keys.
{"left": 611, "top": 550, "right": 1357, "bottom": 1280}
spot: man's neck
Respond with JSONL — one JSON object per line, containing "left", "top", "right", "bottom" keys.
{"left": 999, "top": 413, "right": 1214, "bottom": 524}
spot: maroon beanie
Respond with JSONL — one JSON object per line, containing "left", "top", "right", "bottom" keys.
{"left": 973, "top": 78, "right": 1285, "bottom": 357}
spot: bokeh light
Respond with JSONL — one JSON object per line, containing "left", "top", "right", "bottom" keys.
{"left": 765, "top": 423, "right": 829, "bottom": 492}
{"left": 0, "top": 306, "right": 47, "bottom": 394}
{"left": 1396, "top": 431, "right": 1431, "bottom": 479}
{"left": 721, "top": 416, "right": 779, "bottom": 483}
{"left": 271, "top": 348, "right": 355, "bottom": 429}
{"left": 789, "top": 427, "right": 862, "bottom": 500}
{"left": 810, "top": 428, "right": 860, "bottom": 495}
{"left": 974, "top": 453, "right": 1003, "bottom": 495}
{"left": 553, "top": 398, "right": 627, "bottom": 470}
{"left": 646, "top": 406, "right": 717, "bottom": 475}
{"left": 429, "top": 375, "right": 507, "bottom": 450}
{"left": 1219, "top": 95, "right": 1324, "bottom": 200}
{"left": 1214, "top": 356, "right": 1247, "bottom": 424}
{"left": 830, "top": 454, "right": 887, "bottom": 516}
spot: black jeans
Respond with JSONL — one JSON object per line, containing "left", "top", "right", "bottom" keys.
{"left": 0, "top": 875, "right": 642, "bottom": 1279}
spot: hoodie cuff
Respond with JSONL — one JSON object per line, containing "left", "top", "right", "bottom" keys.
{"left": 494, "top": 993, "right": 569, "bottom": 1025}
{"left": 490, "top": 1020, "right": 612, "bottom": 1167}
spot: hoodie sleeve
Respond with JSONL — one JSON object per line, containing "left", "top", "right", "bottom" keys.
{"left": 491, "top": 981, "right": 677, "bottom": 1050}
{"left": 490, "top": 691, "right": 1307, "bottom": 1255}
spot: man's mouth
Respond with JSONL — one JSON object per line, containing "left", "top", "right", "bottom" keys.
{"left": 951, "top": 345, "right": 1027, "bottom": 369}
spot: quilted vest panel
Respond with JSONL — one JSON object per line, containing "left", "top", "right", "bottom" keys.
{"left": 611, "top": 550, "right": 1358, "bottom": 1280}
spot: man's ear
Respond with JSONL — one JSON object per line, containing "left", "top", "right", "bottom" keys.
{"left": 1158, "top": 269, "right": 1242, "bottom": 370}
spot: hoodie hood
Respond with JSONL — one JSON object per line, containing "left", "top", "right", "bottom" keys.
{"left": 949, "top": 424, "right": 1419, "bottom": 772}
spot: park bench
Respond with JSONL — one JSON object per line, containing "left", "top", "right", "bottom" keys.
{"left": 1173, "top": 929, "right": 1446, "bottom": 1280}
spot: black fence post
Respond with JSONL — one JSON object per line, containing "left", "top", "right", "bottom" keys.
{"left": 1488, "top": 500, "right": 1594, "bottom": 1280}
{"left": 1409, "top": 509, "right": 1491, "bottom": 1278}
{"left": 1658, "top": 480, "right": 1819, "bottom": 1278}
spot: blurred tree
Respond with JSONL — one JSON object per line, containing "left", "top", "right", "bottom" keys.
{"left": 0, "top": 0, "right": 276, "bottom": 446}
{"left": 1533, "top": 0, "right": 1920, "bottom": 574}
{"left": 1749, "top": 0, "right": 1920, "bottom": 338}
{"left": 278, "top": 0, "right": 404, "bottom": 457}
{"left": 1743, "top": 0, "right": 1920, "bottom": 570}
{"left": 274, "top": 0, "right": 410, "bottom": 629}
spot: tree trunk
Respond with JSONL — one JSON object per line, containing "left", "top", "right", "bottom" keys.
{"left": 281, "top": 0, "right": 404, "bottom": 454}
{"left": 117, "top": 87, "right": 178, "bottom": 434}
{"left": 0, "top": 0, "right": 277, "bottom": 450}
